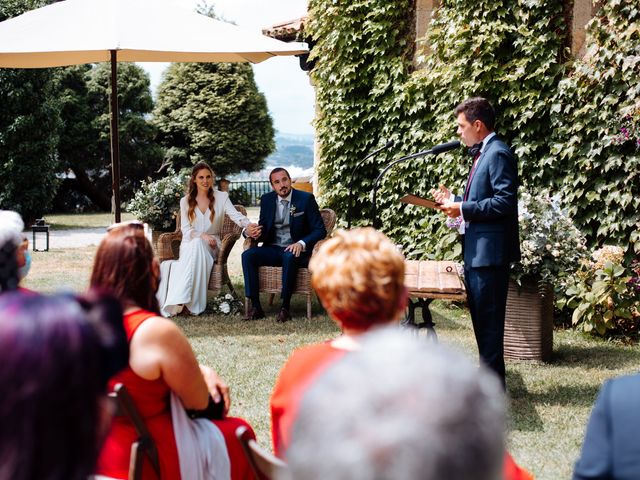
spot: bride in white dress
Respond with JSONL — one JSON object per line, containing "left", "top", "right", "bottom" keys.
{"left": 157, "top": 162, "right": 254, "bottom": 317}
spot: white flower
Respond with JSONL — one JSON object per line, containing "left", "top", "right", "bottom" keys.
{"left": 224, "top": 293, "right": 234, "bottom": 300}
{"left": 220, "top": 302, "right": 231, "bottom": 314}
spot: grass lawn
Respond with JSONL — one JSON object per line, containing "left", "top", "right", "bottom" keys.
{"left": 22, "top": 213, "right": 640, "bottom": 480}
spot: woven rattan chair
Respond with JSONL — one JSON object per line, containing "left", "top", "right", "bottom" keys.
{"left": 156, "top": 205, "right": 247, "bottom": 298}
{"left": 243, "top": 208, "right": 336, "bottom": 319}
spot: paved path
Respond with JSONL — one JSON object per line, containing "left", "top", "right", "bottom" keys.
{"left": 41, "top": 228, "right": 107, "bottom": 249}
{"left": 37, "top": 207, "right": 260, "bottom": 250}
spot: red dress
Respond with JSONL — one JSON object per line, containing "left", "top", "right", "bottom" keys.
{"left": 270, "top": 341, "right": 346, "bottom": 457}
{"left": 270, "top": 340, "right": 534, "bottom": 480}
{"left": 96, "top": 309, "right": 255, "bottom": 480}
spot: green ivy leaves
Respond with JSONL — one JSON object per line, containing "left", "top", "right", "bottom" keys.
{"left": 309, "top": 0, "right": 639, "bottom": 261}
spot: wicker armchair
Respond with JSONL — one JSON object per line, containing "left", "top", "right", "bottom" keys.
{"left": 243, "top": 208, "right": 337, "bottom": 319}
{"left": 157, "top": 205, "right": 247, "bottom": 298}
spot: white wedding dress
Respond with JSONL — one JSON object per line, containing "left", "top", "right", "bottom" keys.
{"left": 157, "top": 191, "right": 250, "bottom": 317}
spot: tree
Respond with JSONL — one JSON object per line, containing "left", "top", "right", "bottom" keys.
{"left": 55, "top": 62, "right": 163, "bottom": 211}
{"left": 153, "top": 61, "right": 275, "bottom": 177}
{"left": 0, "top": 0, "right": 61, "bottom": 223}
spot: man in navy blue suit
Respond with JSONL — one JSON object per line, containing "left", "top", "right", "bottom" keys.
{"left": 432, "top": 97, "right": 520, "bottom": 386}
{"left": 242, "top": 168, "right": 326, "bottom": 322}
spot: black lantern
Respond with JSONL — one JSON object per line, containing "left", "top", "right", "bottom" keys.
{"left": 32, "top": 218, "right": 50, "bottom": 252}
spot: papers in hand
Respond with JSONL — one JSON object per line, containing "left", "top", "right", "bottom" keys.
{"left": 400, "top": 194, "right": 441, "bottom": 210}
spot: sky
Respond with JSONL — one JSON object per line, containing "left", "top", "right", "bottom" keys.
{"left": 138, "top": 0, "right": 315, "bottom": 136}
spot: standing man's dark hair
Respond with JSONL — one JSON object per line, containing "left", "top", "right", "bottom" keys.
{"left": 454, "top": 97, "right": 496, "bottom": 131}
{"left": 431, "top": 97, "right": 520, "bottom": 387}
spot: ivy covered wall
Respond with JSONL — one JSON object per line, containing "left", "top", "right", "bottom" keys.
{"left": 307, "top": 0, "right": 640, "bottom": 258}
{"left": 545, "top": 0, "right": 640, "bottom": 252}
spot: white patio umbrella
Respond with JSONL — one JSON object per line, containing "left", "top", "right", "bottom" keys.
{"left": 0, "top": 0, "right": 307, "bottom": 221}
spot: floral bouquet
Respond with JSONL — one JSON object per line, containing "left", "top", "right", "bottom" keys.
{"left": 127, "top": 169, "right": 189, "bottom": 231}
{"left": 511, "top": 191, "right": 588, "bottom": 286}
{"left": 445, "top": 215, "right": 463, "bottom": 231}
{"left": 209, "top": 293, "right": 243, "bottom": 316}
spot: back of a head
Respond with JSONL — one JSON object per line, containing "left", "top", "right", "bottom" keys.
{"left": 286, "top": 329, "right": 505, "bottom": 480}
{"left": 0, "top": 291, "right": 128, "bottom": 480}
{"left": 90, "top": 224, "right": 160, "bottom": 313}
{"left": 309, "top": 228, "right": 406, "bottom": 331}
{"left": 0, "top": 210, "right": 24, "bottom": 292}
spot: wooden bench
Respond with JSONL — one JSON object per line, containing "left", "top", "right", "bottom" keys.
{"left": 403, "top": 260, "right": 466, "bottom": 338}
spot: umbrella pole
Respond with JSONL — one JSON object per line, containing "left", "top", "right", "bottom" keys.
{"left": 110, "top": 49, "right": 121, "bottom": 223}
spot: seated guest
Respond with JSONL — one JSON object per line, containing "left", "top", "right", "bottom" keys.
{"left": 0, "top": 291, "right": 129, "bottom": 480}
{"left": 0, "top": 209, "right": 24, "bottom": 293}
{"left": 270, "top": 227, "right": 407, "bottom": 455}
{"left": 91, "top": 222, "right": 256, "bottom": 480}
{"left": 285, "top": 329, "right": 506, "bottom": 480}
{"left": 271, "top": 227, "right": 533, "bottom": 480}
{"left": 16, "top": 235, "right": 37, "bottom": 294}
{"left": 573, "top": 373, "right": 640, "bottom": 480}
{"left": 241, "top": 167, "right": 326, "bottom": 322}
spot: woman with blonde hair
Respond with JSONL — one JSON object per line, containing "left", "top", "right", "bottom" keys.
{"left": 270, "top": 227, "right": 407, "bottom": 456}
{"left": 157, "top": 162, "right": 256, "bottom": 316}
{"left": 91, "top": 223, "right": 256, "bottom": 479}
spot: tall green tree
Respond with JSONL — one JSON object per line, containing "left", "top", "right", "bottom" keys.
{"left": 55, "top": 62, "right": 163, "bottom": 210}
{"left": 153, "top": 61, "right": 275, "bottom": 177}
{"left": 0, "top": 0, "right": 62, "bottom": 223}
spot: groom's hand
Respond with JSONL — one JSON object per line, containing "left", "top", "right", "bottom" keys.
{"left": 285, "top": 242, "right": 303, "bottom": 257}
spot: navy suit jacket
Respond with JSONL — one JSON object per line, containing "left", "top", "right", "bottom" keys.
{"left": 574, "top": 374, "right": 640, "bottom": 480}
{"left": 457, "top": 136, "right": 520, "bottom": 268}
{"left": 257, "top": 189, "right": 326, "bottom": 252}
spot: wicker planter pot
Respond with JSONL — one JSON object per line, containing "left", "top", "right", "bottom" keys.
{"left": 504, "top": 278, "right": 553, "bottom": 361}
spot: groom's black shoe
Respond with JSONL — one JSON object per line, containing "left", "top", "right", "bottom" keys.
{"left": 244, "top": 305, "right": 265, "bottom": 321}
{"left": 276, "top": 307, "right": 292, "bottom": 323}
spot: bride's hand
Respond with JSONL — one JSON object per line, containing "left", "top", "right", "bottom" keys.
{"left": 202, "top": 233, "right": 218, "bottom": 251}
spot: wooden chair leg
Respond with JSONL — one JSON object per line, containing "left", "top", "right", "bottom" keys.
{"left": 129, "top": 441, "right": 143, "bottom": 480}
{"left": 245, "top": 297, "right": 249, "bottom": 317}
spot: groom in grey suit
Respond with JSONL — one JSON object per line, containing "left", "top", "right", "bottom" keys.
{"left": 433, "top": 97, "right": 520, "bottom": 387}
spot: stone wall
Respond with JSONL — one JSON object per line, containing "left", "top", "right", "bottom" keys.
{"left": 413, "top": 0, "right": 601, "bottom": 63}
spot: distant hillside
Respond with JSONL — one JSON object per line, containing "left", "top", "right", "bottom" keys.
{"left": 265, "top": 133, "right": 314, "bottom": 169}
{"left": 230, "top": 132, "right": 314, "bottom": 180}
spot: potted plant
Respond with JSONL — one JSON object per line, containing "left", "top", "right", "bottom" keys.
{"left": 562, "top": 246, "right": 640, "bottom": 337}
{"left": 505, "top": 191, "right": 588, "bottom": 360}
{"left": 127, "top": 169, "right": 188, "bottom": 248}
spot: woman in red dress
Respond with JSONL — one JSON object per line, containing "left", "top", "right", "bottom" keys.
{"left": 270, "top": 227, "right": 408, "bottom": 456}
{"left": 91, "top": 222, "right": 255, "bottom": 480}
{"left": 270, "top": 227, "right": 534, "bottom": 480}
